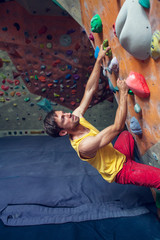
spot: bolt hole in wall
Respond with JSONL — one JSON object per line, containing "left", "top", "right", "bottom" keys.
{"left": 0, "top": 0, "right": 116, "bottom": 137}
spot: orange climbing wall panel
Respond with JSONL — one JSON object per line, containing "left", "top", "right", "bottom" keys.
{"left": 80, "top": 0, "right": 160, "bottom": 156}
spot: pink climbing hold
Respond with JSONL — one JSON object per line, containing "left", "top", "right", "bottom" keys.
{"left": 126, "top": 71, "right": 150, "bottom": 98}
{"left": 0, "top": 91, "right": 4, "bottom": 96}
{"left": 89, "top": 33, "right": 94, "bottom": 41}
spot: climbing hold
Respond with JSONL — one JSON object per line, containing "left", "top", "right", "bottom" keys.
{"left": 39, "top": 76, "right": 46, "bottom": 82}
{"left": 152, "top": 152, "right": 158, "bottom": 161}
{"left": 46, "top": 43, "right": 52, "bottom": 49}
{"left": 89, "top": 52, "right": 94, "bottom": 58}
{"left": 54, "top": 93, "right": 60, "bottom": 97}
{"left": 112, "top": 23, "right": 117, "bottom": 37}
{"left": 107, "top": 57, "right": 119, "bottom": 74}
{"left": 73, "top": 74, "right": 80, "bottom": 80}
{"left": 5, "top": 118, "right": 9, "bottom": 121}
{"left": 13, "top": 22, "right": 20, "bottom": 31}
{"left": 41, "top": 65, "right": 46, "bottom": 70}
{"left": 14, "top": 80, "right": 20, "bottom": 85}
{"left": 10, "top": 91, "right": 15, "bottom": 97}
{"left": 138, "top": 0, "right": 150, "bottom": 8}
{"left": 67, "top": 65, "right": 72, "bottom": 70}
{"left": 0, "top": 91, "right": 4, "bottom": 96}
{"left": 150, "top": 30, "right": 160, "bottom": 60}
{"left": 70, "top": 101, "right": 76, "bottom": 106}
{"left": 71, "top": 89, "right": 76, "bottom": 94}
{"left": 24, "top": 97, "right": 30, "bottom": 102}
{"left": 66, "top": 50, "right": 73, "bottom": 56}
{"left": 130, "top": 116, "right": 142, "bottom": 135}
{"left": 126, "top": 71, "right": 150, "bottom": 98}
{"left": 48, "top": 83, "right": 53, "bottom": 88}
{"left": 91, "top": 14, "right": 102, "bottom": 33}
{"left": 60, "top": 97, "right": 65, "bottom": 102}
{"left": 65, "top": 74, "right": 71, "bottom": 80}
{"left": 0, "top": 97, "right": 5, "bottom": 102}
{"left": 52, "top": 59, "right": 61, "bottom": 67}
{"left": 13, "top": 72, "right": 21, "bottom": 79}
{"left": 35, "top": 96, "right": 42, "bottom": 101}
{"left": 41, "top": 88, "right": 46, "bottom": 92}
{"left": 53, "top": 80, "right": 59, "bottom": 83}
{"left": 128, "top": 89, "right": 134, "bottom": 95}
{"left": 103, "top": 40, "right": 112, "bottom": 57}
{"left": 46, "top": 72, "right": 52, "bottom": 77}
{"left": 47, "top": 34, "right": 52, "bottom": 40}
{"left": 37, "top": 98, "right": 53, "bottom": 112}
{"left": 66, "top": 29, "right": 76, "bottom": 34}
{"left": 1, "top": 85, "right": 9, "bottom": 91}
{"left": 59, "top": 34, "right": 72, "bottom": 47}
{"left": 94, "top": 46, "right": 100, "bottom": 59}
{"left": 2, "top": 27, "right": 7, "bottom": 31}
{"left": 7, "top": 79, "right": 14, "bottom": 84}
{"left": 16, "top": 92, "right": 21, "bottom": 97}
{"left": 115, "top": 0, "right": 152, "bottom": 60}
{"left": 89, "top": 33, "right": 94, "bottom": 41}
{"left": 72, "top": 68, "right": 78, "bottom": 74}
{"left": 38, "top": 26, "right": 48, "bottom": 35}
{"left": 134, "top": 103, "right": 141, "bottom": 113}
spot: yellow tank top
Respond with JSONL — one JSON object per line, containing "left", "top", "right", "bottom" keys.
{"left": 70, "top": 117, "right": 126, "bottom": 183}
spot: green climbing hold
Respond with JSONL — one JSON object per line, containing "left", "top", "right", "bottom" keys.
{"left": 24, "top": 97, "right": 30, "bottom": 102}
{"left": 128, "top": 89, "right": 134, "bottom": 95}
{"left": 103, "top": 39, "right": 112, "bottom": 57}
{"left": 138, "top": 0, "right": 150, "bottom": 9}
{"left": 91, "top": 14, "right": 102, "bottom": 33}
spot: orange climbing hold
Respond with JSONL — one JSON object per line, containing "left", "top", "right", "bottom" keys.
{"left": 126, "top": 71, "right": 150, "bottom": 98}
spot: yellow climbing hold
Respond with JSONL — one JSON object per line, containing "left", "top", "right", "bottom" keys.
{"left": 150, "top": 30, "right": 160, "bottom": 60}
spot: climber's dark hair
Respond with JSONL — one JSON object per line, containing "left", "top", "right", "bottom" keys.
{"left": 43, "top": 110, "right": 63, "bottom": 137}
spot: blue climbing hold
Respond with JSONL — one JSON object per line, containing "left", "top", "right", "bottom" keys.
{"left": 65, "top": 74, "right": 71, "bottom": 80}
{"left": 94, "top": 46, "right": 100, "bottom": 59}
{"left": 37, "top": 98, "right": 53, "bottom": 112}
{"left": 130, "top": 117, "right": 142, "bottom": 135}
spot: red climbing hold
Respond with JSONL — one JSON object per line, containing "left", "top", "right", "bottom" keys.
{"left": 7, "top": 79, "right": 14, "bottom": 84}
{"left": 1, "top": 85, "right": 9, "bottom": 91}
{"left": 38, "top": 26, "right": 48, "bottom": 35}
{"left": 126, "top": 71, "right": 150, "bottom": 98}
{"left": 38, "top": 76, "right": 46, "bottom": 82}
{"left": 14, "top": 80, "right": 20, "bottom": 85}
{"left": 52, "top": 59, "right": 61, "bottom": 67}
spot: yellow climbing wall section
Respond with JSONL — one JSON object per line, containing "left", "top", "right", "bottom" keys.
{"left": 80, "top": 0, "right": 160, "bottom": 156}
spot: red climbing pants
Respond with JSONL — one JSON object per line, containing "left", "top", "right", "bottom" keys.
{"left": 114, "top": 131, "right": 160, "bottom": 190}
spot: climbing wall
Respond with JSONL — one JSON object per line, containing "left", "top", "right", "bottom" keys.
{"left": 79, "top": 0, "right": 160, "bottom": 165}
{"left": 0, "top": 0, "right": 113, "bottom": 137}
